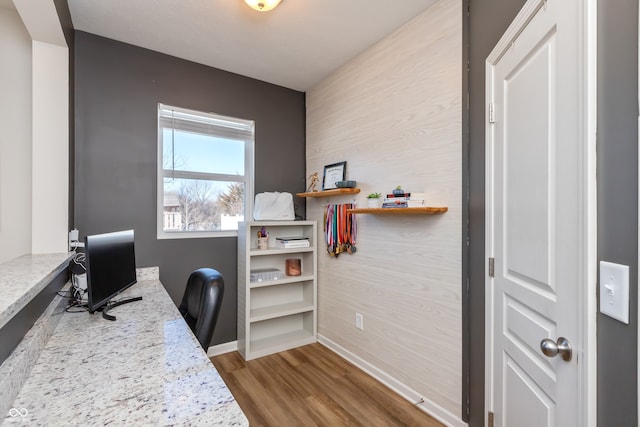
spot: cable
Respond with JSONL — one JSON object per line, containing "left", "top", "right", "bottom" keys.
{"left": 64, "top": 301, "right": 89, "bottom": 313}
{"left": 71, "top": 252, "right": 86, "bottom": 271}
{"left": 57, "top": 290, "right": 74, "bottom": 298}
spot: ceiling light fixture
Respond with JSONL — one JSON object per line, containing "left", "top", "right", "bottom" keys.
{"left": 244, "top": 0, "right": 282, "bottom": 12}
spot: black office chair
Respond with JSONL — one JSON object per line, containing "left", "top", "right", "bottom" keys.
{"left": 178, "top": 268, "right": 225, "bottom": 349}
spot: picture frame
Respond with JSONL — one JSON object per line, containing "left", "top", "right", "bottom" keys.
{"left": 322, "top": 161, "right": 347, "bottom": 190}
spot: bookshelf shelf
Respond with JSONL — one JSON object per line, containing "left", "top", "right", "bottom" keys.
{"left": 238, "top": 221, "right": 317, "bottom": 361}
{"left": 296, "top": 188, "right": 360, "bottom": 198}
{"left": 347, "top": 207, "right": 448, "bottom": 215}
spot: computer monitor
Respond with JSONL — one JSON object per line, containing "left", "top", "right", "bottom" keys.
{"left": 85, "top": 229, "right": 139, "bottom": 320}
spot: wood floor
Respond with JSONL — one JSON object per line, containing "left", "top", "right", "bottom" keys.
{"left": 211, "top": 343, "right": 444, "bottom": 427}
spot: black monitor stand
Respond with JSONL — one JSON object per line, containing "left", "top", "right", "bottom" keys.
{"left": 101, "top": 296, "right": 143, "bottom": 321}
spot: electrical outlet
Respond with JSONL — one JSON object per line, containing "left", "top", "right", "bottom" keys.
{"left": 355, "top": 313, "right": 363, "bottom": 330}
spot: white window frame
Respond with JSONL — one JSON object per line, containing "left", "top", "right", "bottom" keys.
{"left": 157, "top": 103, "right": 254, "bottom": 239}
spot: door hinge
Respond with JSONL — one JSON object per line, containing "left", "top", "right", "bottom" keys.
{"left": 488, "top": 411, "right": 495, "bottom": 427}
{"left": 488, "top": 257, "right": 495, "bottom": 277}
{"left": 489, "top": 103, "right": 496, "bottom": 124}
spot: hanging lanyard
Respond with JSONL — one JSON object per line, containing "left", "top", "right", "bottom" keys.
{"left": 324, "top": 203, "right": 357, "bottom": 256}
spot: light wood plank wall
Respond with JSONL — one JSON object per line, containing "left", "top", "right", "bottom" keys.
{"left": 305, "top": 0, "right": 462, "bottom": 420}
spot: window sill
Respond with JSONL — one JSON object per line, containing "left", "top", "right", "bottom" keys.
{"left": 157, "top": 230, "right": 238, "bottom": 240}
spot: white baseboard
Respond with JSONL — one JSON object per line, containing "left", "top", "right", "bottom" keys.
{"left": 318, "top": 335, "right": 467, "bottom": 427}
{"left": 207, "top": 340, "right": 238, "bottom": 357}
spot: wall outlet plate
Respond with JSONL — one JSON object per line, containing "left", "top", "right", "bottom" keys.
{"left": 355, "top": 313, "right": 363, "bottom": 330}
{"left": 599, "top": 261, "right": 629, "bottom": 324}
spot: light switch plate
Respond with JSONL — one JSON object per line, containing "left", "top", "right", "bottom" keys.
{"left": 599, "top": 261, "right": 629, "bottom": 324}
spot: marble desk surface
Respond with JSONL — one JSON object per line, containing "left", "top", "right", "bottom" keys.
{"left": 4, "top": 279, "right": 248, "bottom": 426}
{"left": 0, "top": 253, "right": 74, "bottom": 330}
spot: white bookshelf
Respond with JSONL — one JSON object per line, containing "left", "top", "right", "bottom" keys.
{"left": 237, "top": 221, "right": 317, "bottom": 360}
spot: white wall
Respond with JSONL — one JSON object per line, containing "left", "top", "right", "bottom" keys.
{"left": 31, "top": 40, "right": 68, "bottom": 254}
{"left": 306, "top": 0, "right": 462, "bottom": 424}
{"left": 0, "top": 0, "right": 68, "bottom": 263}
{"left": 0, "top": 5, "right": 33, "bottom": 263}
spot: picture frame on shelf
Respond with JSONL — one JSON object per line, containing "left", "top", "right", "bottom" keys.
{"left": 322, "top": 161, "right": 347, "bottom": 190}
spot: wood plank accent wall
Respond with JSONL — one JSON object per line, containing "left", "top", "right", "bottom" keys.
{"left": 305, "top": 0, "right": 462, "bottom": 421}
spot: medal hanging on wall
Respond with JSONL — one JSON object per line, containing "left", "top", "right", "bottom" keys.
{"left": 324, "top": 203, "right": 357, "bottom": 257}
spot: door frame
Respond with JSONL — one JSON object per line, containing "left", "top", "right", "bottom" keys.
{"left": 483, "top": 0, "right": 598, "bottom": 425}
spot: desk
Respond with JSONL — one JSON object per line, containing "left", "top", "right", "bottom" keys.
{"left": 4, "top": 277, "right": 248, "bottom": 426}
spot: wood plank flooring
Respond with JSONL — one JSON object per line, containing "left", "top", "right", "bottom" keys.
{"left": 211, "top": 343, "right": 444, "bottom": 427}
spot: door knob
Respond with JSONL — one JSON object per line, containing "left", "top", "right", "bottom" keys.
{"left": 540, "top": 337, "right": 572, "bottom": 361}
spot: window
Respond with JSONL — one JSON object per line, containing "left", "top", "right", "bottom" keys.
{"left": 157, "top": 104, "right": 254, "bottom": 238}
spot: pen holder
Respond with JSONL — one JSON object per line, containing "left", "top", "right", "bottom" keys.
{"left": 257, "top": 237, "right": 268, "bottom": 250}
{"left": 286, "top": 259, "right": 301, "bottom": 276}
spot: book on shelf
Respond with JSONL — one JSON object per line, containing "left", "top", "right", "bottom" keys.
{"left": 382, "top": 202, "right": 408, "bottom": 208}
{"left": 277, "top": 240, "right": 310, "bottom": 248}
{"left": 276, "top": 236, "right": 310, "bottom": 248}
{"left": 381, "top": 192, "right": 427, "bottom": 208}
{"left": 383, "top": 197, "right": 418, "bottom": 203}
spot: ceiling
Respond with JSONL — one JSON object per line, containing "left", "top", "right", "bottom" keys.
{"left": 67, "top": 0, "right": 438, "bottom": 92}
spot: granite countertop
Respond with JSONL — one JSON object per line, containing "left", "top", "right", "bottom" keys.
{"left": 0, "top": 253, "right": 74, "bottom": 330}
{"left": 4, "top": 279, "right": 248, "bottom": 426}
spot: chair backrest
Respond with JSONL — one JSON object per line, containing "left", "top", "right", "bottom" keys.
{"left": 178, "top": 268, "right": 225, "bottom": 349}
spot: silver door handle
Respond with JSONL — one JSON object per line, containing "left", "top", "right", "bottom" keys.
{"left": 540, "top": 337, "right": 572, "bottom": 361}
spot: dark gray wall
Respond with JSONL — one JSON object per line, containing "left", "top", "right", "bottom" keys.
{"left": 468, "top": 1, "right": 639, "bottom": 426}
{"left": 597, "top": 1, "right": 638, "bottom": 425}
{"left": 53, "top": 0, "right": 75, "bottom": 230}
{"left": 468, "top": 1, "right": 526, "bottom": 425}
{"left": 74, "top": 31, "right": 306, "bottom": 346}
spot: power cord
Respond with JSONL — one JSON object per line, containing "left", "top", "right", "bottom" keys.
{"left": 68, "top": 252, "right": 88, "bottom": 311}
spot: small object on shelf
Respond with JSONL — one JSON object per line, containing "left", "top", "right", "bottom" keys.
{"left": 366, "top": 192, "right": 382, "bottom": 208}
{"left": 276, "top": 236, "right": 310, "bottom": 248}
{"left": 285, "top": 259, "right": 302, "bottom": 276}
{"left": 367, "top": 198, "right": 381, "bottom": 208}
{"left": 250, "top": 268, "right": 284, "bottom": 282}
{"left": 257, "top": 227, "right": 269, "bottom": 249}
{"left": 392, "top": 186, "right": 405, "bottom": 196}
{"left": 306, "top": 172, "right": 319, "bottom": 192}
{"left": 335, "top": 180, "right": 357, "bottom": 188}
{"left": 257, "top": 237, "right": 268, "bottom": 249}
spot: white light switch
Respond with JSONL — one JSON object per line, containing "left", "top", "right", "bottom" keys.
{"left": 599, "top": 261, "right": 629, "bottom": 324}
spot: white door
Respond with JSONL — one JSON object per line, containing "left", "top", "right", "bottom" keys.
{"left": 485, "top": 0, "right": 594, "bottom": 426}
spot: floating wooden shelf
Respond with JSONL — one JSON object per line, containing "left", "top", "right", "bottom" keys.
{"left": 347, "top": 207, "right": 448, "bottom": 215}
{"left": 296, "top": 188, "right": 360, "bottom": 198}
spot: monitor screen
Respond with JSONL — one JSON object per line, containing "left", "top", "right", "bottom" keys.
{"left": 85, "top": 229, "right": 137, "bottom": 313}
